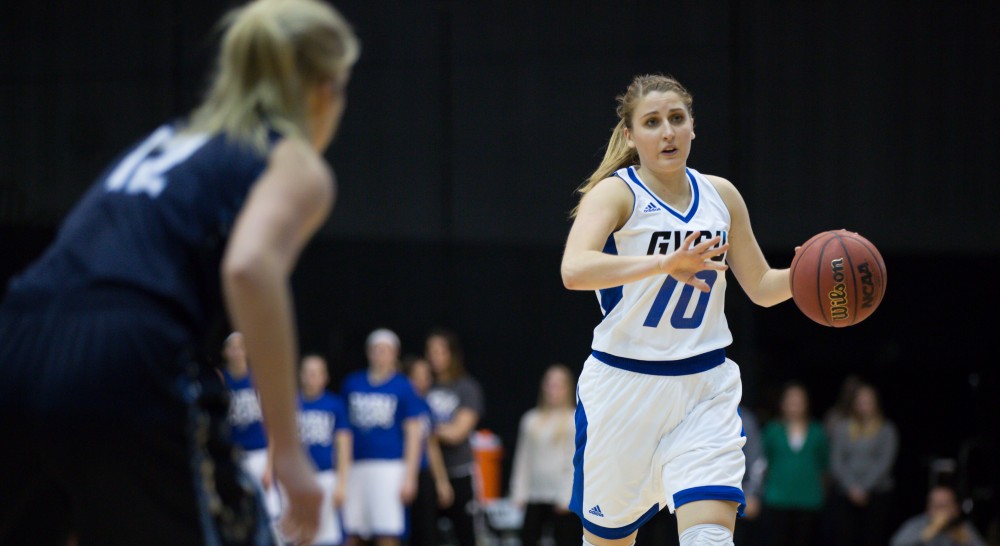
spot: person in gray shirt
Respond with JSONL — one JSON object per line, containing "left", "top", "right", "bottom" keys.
{"left": 890, "top": 485, "right": 986, "bottom": 546}
{"left": 829, "top": 382, "right": 898, "bottom": 545}
{"left": 425, "top": 328, "right": 484, "bottom": 546}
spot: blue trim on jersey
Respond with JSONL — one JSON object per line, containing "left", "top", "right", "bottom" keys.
{"left": 626, "top": 166, "right": 700, "bottom": 223}
{"left": 674, "top": 485, "right": 746, "bottom": 517}
{"left": 590, "top": 348, "right": 725, "bottom": 376}
{"left": 569, "top": 389, "right": 587, "bottom": 518}
{"left": 598, "top": 236, "right": 624, "bottom": 316}
{"left": 737, "top": 406, "right": 746, "bottom": 438}
{"left": 582, "top": 503, "right": 660, "bottom": 540}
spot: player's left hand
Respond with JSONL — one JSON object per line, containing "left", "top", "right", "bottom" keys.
{"left": 400, "top": 473, "right": 417, "bottom": 504}
{"left": 333, "top": 482, "right": 347, "bottom": 508}
{"left": 436, "top": 479, "right": 454, "bottom": 508}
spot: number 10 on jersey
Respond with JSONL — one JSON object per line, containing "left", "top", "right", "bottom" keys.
{"left": 643, "top": 270, "right": 718, "bottom": 329}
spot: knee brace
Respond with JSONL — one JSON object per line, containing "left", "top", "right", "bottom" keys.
{"left": 679, "top": 523, "right": 733, "bottom": 546}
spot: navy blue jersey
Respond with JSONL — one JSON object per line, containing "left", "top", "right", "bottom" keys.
{"left": 297, "top": 392, "right": 350, "bottom": 472}
{"left": 4, "top": 123, "right": 274, "bottom": 344}
{"left": 223, "top": 370, "right": 268, "bottom": 451}
{"left": 342, "top": 371, "right": 422, "bottom": 461}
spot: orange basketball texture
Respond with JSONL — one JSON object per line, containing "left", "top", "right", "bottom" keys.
{"left": 789, "top": 230, "right": 887, "bottom": 327}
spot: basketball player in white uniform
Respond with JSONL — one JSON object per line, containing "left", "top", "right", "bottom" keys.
{"left": 561, "top": 74, "right": 794, "bottom": 546}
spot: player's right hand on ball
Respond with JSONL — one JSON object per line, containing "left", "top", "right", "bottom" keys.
{"left": 275, "top": 450, "right": 323, "bottom": 545}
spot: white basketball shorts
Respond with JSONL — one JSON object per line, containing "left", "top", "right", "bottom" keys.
{"left": 343, "top": 459, "right": 406, "bottom": 539}
{"left": 276, "top": 470, "right": 342, "bottom": 546}
{"left": 570, "top": 355, "right": 746, "bottom": 540}
{"left": 240, "top": 447, "right": 282, "bottom": 519}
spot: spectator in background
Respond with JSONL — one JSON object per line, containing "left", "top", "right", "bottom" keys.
{"left": 295, "top": 354, "right": 351, "bottom": 546}
{"left": 761, "top": 382, "right": 829, "bottom": 546}
{"left": 425, "top": 328, "right": 484, "bottom": 546}
{"left": 735, "top": 404, "right": 765, "bottom": 545}
{"left": 221, "top": 331, "right": 281, "bottom": 520}
{"left": 403, "top": 355, "right": 454, "bottom": 546}
{"left": 824, "top": 374, "right": 863, "bottom": 438}
{"left": 342, "top": 329, "right": 423, "bottom": 546}
{"left": 509, "top": 364, "right": 581, "bottom": 546}
{"left": 829, "top": 382, "right": 898, "bottom": 546}
{"left": 890, "top": 485, "right": 986, "bottom": 546}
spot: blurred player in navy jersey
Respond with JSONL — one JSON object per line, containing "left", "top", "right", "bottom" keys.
{"left": 0, "top": 1, "right": 359, "bottom": 544}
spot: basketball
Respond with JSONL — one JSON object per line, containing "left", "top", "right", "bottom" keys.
{"left": 789, "top": 230, "right": 887, "bottom": 327}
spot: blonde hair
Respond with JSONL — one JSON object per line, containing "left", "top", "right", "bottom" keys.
{"left": 572, "top": 74, "right": 694, "bottom": 216}
{"left": 188, "top": 0, "right": 360, "bottom": 153}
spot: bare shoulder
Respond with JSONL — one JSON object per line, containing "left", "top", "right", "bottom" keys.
{"left": 581, "top": 176, "right": 634, "bottom": 211}
{"left": 267, "top": 137, "right": 334, "bottom": 191}
{"left": 702, "top": 173, "right": 747, "bottom": 214}
{"left": 702, "top": 174, "right": 740, "bottom": 200}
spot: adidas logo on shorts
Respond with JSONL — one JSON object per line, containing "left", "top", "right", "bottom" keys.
{"left": 588, "top": 505, "right": 604, "bottom": 517}
{"left": 643, "top": 202, "right": 661, "bottom": 213}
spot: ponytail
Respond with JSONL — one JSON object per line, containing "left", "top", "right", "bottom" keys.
{"left": 571, "top": 74, "right": 693, "bottom": 217}
{"left": 571, "top": 119, "right": 638, "bottom": 217}
{"left": 189, "top": 0, "right": 359, "bottom": 153}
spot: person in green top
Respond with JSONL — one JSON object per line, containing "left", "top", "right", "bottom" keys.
{"left": 761, "top": 382, "right": 829, "bottom": 546}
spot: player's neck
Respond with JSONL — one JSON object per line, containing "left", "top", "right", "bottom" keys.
{"left": 636, "top": 166, "right": 690, "bottom": 208}
{"left": 368, "top": 366, "right": 395, "bottom": 385}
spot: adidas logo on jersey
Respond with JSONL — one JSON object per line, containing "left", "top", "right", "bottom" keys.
{"left": 642, "top": 202, "right": 661, "bottom": 213}
{"left": 588, "top": 505, "right": 604, "bottom": 517}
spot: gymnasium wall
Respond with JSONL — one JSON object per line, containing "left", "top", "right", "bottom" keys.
{"left": 2, "top": 0, "right": 998, "bottom": 524}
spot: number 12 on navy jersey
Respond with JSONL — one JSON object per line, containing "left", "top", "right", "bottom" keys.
{"left": 105, "top": 126, "right": 208, "bottom": 198}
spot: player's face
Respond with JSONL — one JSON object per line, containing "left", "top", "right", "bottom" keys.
{"left": 542, "top": 368, "right": 571, "bottom": 408}
{"left": 853, "top": 387, "right": 878, "bottom": 419}
{"left": 426, "top": 336, "right": 451, "bottom": 374}
{"left": 408, "top": 360, "right": 433, "bottom": 395}
{"left": 781, "top": 387, "right": 808, "bottom": 419}
{"left": 300, "top": 357, "right": 328, "bottom": 395}
{"left": 307, "top": 74, "right": 350, "bottom": 152}
{"left": 224, "top": 333, "right": 247, "bottom": 372}
{"left": 625, "top": 91, "right": 694, "bottom": 175}
{"left": 367, "top": 342, "right": 399, "bottom": 373}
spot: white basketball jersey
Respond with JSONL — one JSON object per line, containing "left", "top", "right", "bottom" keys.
{"left": 591, "top": 166, "right": 732, "bottom": 363}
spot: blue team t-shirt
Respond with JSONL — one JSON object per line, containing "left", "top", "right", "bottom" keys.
{"left": 342, "top": 370, "right": 422, "bottom": 461}
{"left": 298, "top": 391, "right": 350, "bottom": 472}
{"left": 415, "top": 396, "right": 435, "bottom": 471}
{"left": 223, "top": 370, "right": 268, "bottom": 451}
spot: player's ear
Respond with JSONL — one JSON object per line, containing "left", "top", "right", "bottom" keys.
{"left": 624, "top": 126, "right": 636, "bottom": 149}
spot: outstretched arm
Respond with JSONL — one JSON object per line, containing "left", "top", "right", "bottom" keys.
{"left": 706, "top": 175, "right": 791, "bottom": 307}
{"left": 222, "top": 136, "right": 334, "bottom": 541}
{"left": 561, "top": 177, "right": 729, "bottom": 292}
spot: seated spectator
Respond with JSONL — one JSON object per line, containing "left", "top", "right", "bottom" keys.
{"left": 890, "top": 485, "right": 986, "bottom": 546}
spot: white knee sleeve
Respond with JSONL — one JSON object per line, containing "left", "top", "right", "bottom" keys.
{"left": 679, "top": 523, "right": 733, "bottom": 546}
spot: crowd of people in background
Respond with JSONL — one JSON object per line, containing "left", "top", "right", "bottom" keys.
{"left": 221, "top": 327, "right": 484, "bottom": 546}
{"left": 221, "top": 331, "right": 992, "bottom": 546}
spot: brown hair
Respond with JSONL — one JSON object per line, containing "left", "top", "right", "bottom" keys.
{"left": 572, "top": 74, "right": 694, "bottom": 216}
{"left": 426, "top": 328, "right": 466, "bottom": 382}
